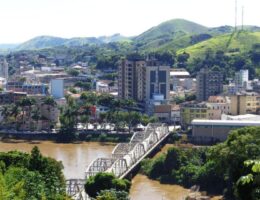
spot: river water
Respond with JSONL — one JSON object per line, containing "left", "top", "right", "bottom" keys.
{"left": 0, "top": 141, "right": 189, "bottom": 200}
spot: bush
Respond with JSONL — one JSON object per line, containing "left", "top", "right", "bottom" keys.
{"left": 96, "top": 189, "right": 129, "bottom": 200}
{"left": 85, "top": 172, "right": 131, "bottom": 198}
{"left": 98, "top": 133, "right": 107, "bottom": 142}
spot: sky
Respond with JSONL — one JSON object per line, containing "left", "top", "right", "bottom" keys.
{"left": 0, "top": 0, "right": 259, "bottom": 43}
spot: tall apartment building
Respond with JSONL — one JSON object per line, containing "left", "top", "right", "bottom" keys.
{"left": 118, "top": 59, "right": 146, "bottom": 101}
{"left": 118, "top": 59, "right": 170, "bottom": 102}
{"left": 196, "top": 68, "right": 223, "bottom": 101}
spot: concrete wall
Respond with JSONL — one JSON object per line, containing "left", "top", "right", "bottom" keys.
{"left": 192, "top": 125, "right": 245, "bottom": 141}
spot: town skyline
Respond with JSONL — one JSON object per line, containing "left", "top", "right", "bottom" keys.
{"left": 0, "top": 0, "right": 259, "bottom": 43}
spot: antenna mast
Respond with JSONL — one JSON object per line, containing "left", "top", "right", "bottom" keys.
{"left": 235, "top": 0, "right": 238, "bottom": 31}
{"left": 242, "top": 6, "right": 244, "bottom": 30}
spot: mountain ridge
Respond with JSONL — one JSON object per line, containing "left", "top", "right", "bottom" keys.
{"left": 15, "top": 33, "right": 129, "bottom": 51}
{"left": 1, "top": 18, "right": 260, "bottom": 52}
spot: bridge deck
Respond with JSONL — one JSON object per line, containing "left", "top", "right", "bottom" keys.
{"left": 66, "top": 123, "right": 170, "bottom": 200}
{"left": 119, "top": 130, "right": 170, "bottom": 179}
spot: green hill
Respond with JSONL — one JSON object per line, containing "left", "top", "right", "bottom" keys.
{"left": 15, "top": 34, "right": 131, "bottom": 51}
{"left": 133, "top": 19, "right": 260, "bottom": 52}
{"left": 133, "top": 19, "right": 208, "bottom": 50}
{"left": 98, "top": 33, "right": 131, "bottom": 43}
{"left": 177, "top": 31, "right": 260, "bottom": 59}
{"left": 16, "top": 36, "right": 68, "bottom": 50}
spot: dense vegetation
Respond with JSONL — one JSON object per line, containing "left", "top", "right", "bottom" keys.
{"left": 84, "top": 172, "right": 131, "bottom": 199}
{"left": 0, "top": 146, "right": 68, "bottom": 200}
{"left": 141, "top": 127, "right": 260, "bottom": 200}
{"left": 58, "top": 93, "right": 157, "bottom": 141}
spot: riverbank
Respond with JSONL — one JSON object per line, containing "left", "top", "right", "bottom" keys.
{"left": 0, "top": 132, "right": 132, "bottom": 143}
{"left": 141, "top": 144, "right": 224, "bottom": 200}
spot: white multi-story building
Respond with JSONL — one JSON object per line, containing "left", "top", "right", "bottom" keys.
{"left": 234, "top": 69, "right": 249, "bottom": 90}
{"left": 50, "top": 79, "right": 64, "bottom": 99}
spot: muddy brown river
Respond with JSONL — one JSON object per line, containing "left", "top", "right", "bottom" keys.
{"left": 0, "top": 141, "right": 189, "bottom": 200}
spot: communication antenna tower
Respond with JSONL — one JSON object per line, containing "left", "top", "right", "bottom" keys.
{"left": 235, "top": 0, "right": 238, "bottom": 31}
{"left": 242, "top": 6, "right": 244, "bottom": 30}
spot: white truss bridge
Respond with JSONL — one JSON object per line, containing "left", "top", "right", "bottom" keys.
{"left": 66, "top": 123, "right": 170, "bottom": 200}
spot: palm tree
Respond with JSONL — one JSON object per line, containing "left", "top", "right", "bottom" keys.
{"left": 10, "top": 104, "right": 21, "bottom": 130}
{"left": 1, "top": 105, "right": 9, "bottom": 119}
{"left": 78, "top": 103, "right": 91, "bottom": 129}
{"left": 18, "top": 97, "right": 36, "bottom": 130}
{"left": 0, "top": 105, "right": 11, "bottom": 127}
{"left": 42, "top": 96, "right": 57, "bottom": 131}
{"left": 31, "top": 107, "right": 41, "bottom": 131}
{"left": 80, "top": 92, "right": 98, "bottom": 105}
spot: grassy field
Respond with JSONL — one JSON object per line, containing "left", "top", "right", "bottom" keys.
{"left": 177, "top": 31, "right": 260, "bottom": 59}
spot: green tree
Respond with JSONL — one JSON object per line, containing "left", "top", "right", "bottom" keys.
{"left": 96, "top": 189, "right": 129, "bottom": 200}
{"left": 0, "top": 147, "right": 67, "bottom": 200}
{"left": 42, "top": 96, "right": 57, "bottom": 130}
{"left": 80, "top": 92, "right": 98, "bottom": 105}
{"left": 84, "top": 172, "right": 131, "bottom": 198}
{"left": 74, "top": 81, "right": 92, "bottom": 91}
{"left": 236, "top": 160, "right": 260, "bottom": 200}
{"left": 120, "top": 111, "right": 141, "bottom": 133}
{"left": 17, "top": 97, "right": 36, "bottom": 130}
{"left": 67, "top": 68, "right": 80, "bottom": 76}
{"left": 177, "top": 52, "right": 190, "bottom": 67}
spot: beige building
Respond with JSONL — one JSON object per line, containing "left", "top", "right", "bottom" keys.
{"left": 230, "top": 93, "right": 260, "bottom": 115}
{"left": 180, "top": 101, "right": 208, "bottom": 127}
{"left": 118, "top": 59, "right": 170, "bottom": 102}
{"left": 207, "top": 96, "right": 231, "bottom": 119}
{"left": 40, "top": 104, "right": 59, "bottom": 125}
{"left": 153, "top": 104, "right": 172, "bottom": 122}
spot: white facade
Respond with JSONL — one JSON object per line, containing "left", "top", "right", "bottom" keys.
{"left": 41, "top": 67, "right": 52, "bottom": 72}
{"left": 96, "top": 81, "right": 109, "bottom": 93}
{"left": 171, "top": 109, "right": 181, "bottom": 124}
{"left": 0, "top": 77, "right": 6, "bottom": 87}
{"left": 0, "top": 59, "right": 8, "bottom": 80}
{"left": 50, "top": 79, "right": 64, "bottom": 99}
{"left": 235, "top": 69, "right": 249, "bottom": 89}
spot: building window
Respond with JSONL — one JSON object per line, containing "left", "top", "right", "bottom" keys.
{"left": 160, "top": 84, "right": 166, "bottom": 99}
{"left": 150, "top": 84, "right": 155, "bottom": 99}
{"left": 158, "top": 71, "right": 166, "bottom": 82}
{"left": 150, "top": 71, "right": 156, "bottom": 83}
